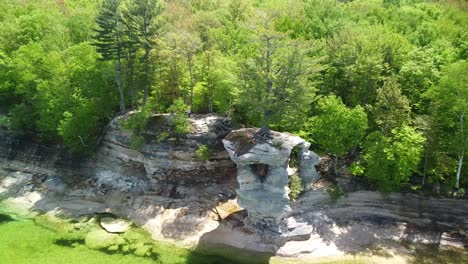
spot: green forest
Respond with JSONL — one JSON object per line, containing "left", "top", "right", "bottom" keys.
{"left": 0, "top": 0, "right": 466, "bottom": 193}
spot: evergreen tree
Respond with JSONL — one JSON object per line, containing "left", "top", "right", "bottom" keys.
{"left": 93, "top": 0, "right": 126, "bottom": 112}
{"left": 127, "top": 0, "right": 164, "bottom": 107}
{"left": 370, "top": 77, "right": 412, "bottom": 135}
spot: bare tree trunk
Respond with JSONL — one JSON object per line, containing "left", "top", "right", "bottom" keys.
{"left": 456, "top": 112, "right": 465, "bottom": 189}
{"left": 456, "top": 155, "right": 463, "bottom": 189}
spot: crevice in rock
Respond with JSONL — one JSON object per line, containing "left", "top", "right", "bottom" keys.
{"left": 250, "top": 164, "right": 269, "bottom": 183}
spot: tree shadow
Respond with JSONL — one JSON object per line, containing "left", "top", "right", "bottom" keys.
{"left": 54, "top": 238, "right": 85, "bottom": 247}
{"left": 184, "top": 210, "right": 273, "bottom": 264}
{"left": 186, "top": 232, "right": 273, "bottom": 264}
{"left": 0, "top": 213, "right": 15, "bottom": 224}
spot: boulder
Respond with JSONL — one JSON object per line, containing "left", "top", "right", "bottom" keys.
{"left": 100, "top": 217, "right": 132, "bottom": 233}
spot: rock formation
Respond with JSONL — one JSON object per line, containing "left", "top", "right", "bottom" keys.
{"left": 0, "top": 113, "right": 237, "bottom": 194}
{"left": 95, "top": 113, "right": 237, "bottom": 192}
{"left": 1, "top": 114, "right": 467, "bottom": 261}
{"left": 222, "top": 128, "right": 320, "bottom": 231}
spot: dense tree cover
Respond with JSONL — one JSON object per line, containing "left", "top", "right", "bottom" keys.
{"left": 352, "top": 126, "right": 426, "bottom": 192}
{"left": 300, "top": 95, "right": 368, "bottom": 175}
{"left": 0, "top": 0, "right": 467, "bottom": 192}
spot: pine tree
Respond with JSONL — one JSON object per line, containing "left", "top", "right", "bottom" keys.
{"left": 93, "top": 0, "right": 126, "bottom": 112}
{"left": 127, "top": 0, "right": 164, "bottom": 107}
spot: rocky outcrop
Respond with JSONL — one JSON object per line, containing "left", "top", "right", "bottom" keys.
{"left": 222, "top": 128, "right": 320, "bottom": 229}
{"left": 0, "top": 128, "right": 89, "bottom": 183}
{"left": 298, "top": 142, "right": 320, "bottom": 190}
{"left": 1, "top": 115, "right": 468, "bottom": 262}
{"left": 95, "top": 114, "right": 237, "bottom": 193}
{"left": 0, "top": 114, "right": 237, "bottom": 193}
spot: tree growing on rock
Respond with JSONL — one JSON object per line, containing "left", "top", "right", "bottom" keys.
{"left": 167, "top": 98, "right": 191, "bottom": 139}
{"left": 302, "top": 95, "right": 368, "bottom": 176}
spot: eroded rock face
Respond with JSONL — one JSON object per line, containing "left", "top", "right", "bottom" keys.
{"left": 2, "top": 115, "right": 468, "bottom": 260}
{"left": 0, "top": 114, "right": 237, "bottom": 195}
{"left": 95, "top": 114, "right": 237, "bottom": 193}
{"left": 222, "top": 128, "right": 320, "bottom": 228}
{"left": 297, "top": 142, "right": 321, "bottom": 190}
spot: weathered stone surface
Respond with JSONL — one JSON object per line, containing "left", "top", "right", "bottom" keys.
{"left": 0, "top": 114, "right": 237, "bottom": 196}
{"left": 222, "top": 128, "right": 320, "bottom": 226}
{"left": 298, "top": 144, "right": 321, "bottom": 190}
{"left": 95, "top": 114, "right": 237, "bottom": 190}
{"left": 215, "top": 199, "right": 243, "bottom": 219}
{"left": 100, "top": 217, "right": 132, "bottom": 233}
{"left": 44, "top": 176, "right": 66, "bottom": 194}
{"left": 0, "top": 171, "right": 33, "bottom": 196}
{"left": 283, "top": 217, "right": 313, "bottom": 242}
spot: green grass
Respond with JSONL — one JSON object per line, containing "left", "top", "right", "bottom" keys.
{"left": 0, "top": 218, "right": 157, "bottom": 264}
{"left": 1, "top": 212, "right": 467, "bottom": 264}
{"left": 0, "top": 214, "right": 239, "bottom": 264}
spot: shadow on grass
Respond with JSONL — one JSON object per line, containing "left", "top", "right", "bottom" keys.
{"left": 54, "top": 238, "right": 85, "bottom": 247}
{"left": 186, "top": 246, "right": 272, "bottom": 264}
{"left": 0, "top": 213, "right": 15, "bottom": 224}
{"left": 408, "top": 244, "right": 468, "bottom": 264}
{"left": 53, "top": 237, "right": 161, "bottom": 262}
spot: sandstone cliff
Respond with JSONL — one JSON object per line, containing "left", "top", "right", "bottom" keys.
{"left": 1, "top": 114, "right": 467, "bottom": 262}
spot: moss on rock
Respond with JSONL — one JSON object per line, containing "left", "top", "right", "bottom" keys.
{"left": 85, "top": 229, "right": 125, "bottom": 250}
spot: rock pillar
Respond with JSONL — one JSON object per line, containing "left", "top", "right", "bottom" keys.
{"left": 222, "top": 128, "right": 320, "bottom": 229}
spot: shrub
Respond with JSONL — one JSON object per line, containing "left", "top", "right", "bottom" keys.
{"left": 289, "top": 146, "right": 300, "bottom": 168}
{"left": 288, "top": 173, "right": 303, "bottom": 201}
{"left": 195, "top": 144, "right": 212, "bottom": 161}
{"left": 327, "top": 185, "right": 344, "bottom": 202}
{"left": 129, "top": 134, "right": 144, "bottom": 150}
{"left": 357, "top": 127, "right": 425, "bottom": 192}
{"left": 121, "top": 108, "right": 151, "bottom": 133}
{"left": 453, "top": 188, "right": 465, "bottom": 199}
{"left": 157, "top": 131, "right": 169, "bottom": 143}
{"left": 167, "top": 99, "right": 190, "bottom": 138}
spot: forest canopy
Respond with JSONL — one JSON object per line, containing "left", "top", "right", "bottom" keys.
{"left": 0, "top": 0, "right": 466, "bottom": 192}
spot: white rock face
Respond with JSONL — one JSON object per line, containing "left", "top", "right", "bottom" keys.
{"left": 222, "top": 128, "right": 321, "bottom": 228}
{"left": 298, "top": 144, "right": 321, "bottom": 191}
{"left": 100, "top": 217, "right": 132, "bottom": 233}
